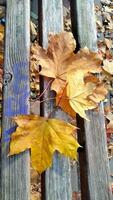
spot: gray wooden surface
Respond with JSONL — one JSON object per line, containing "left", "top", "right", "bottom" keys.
{"left": 110, "top": 158, "right": 113, "bottom": 182}
{"left": 38, "top": 0, "right": 72, "bottom": 200}
{"left": 1, "top": 0, "right": 30, "bottom": 199}
{"left": 70, "top": 0, "right": 112, "bottom": 200}
{"left": 0, "top": 0, "right": 6, "bottom": 5}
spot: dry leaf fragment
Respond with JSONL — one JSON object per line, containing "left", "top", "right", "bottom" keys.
{"left": 30, "top": 21, "right": 37, "bottom": 36}
{"left": 0, "top": 24, "right": 4, "bottom": 34}
{"left": 103, "top": 59, "right": 113, "bottom": 75}
{"left": 88, "top": 84, "right": 108, "bottom": 103}
{"left": 101, "top": 0, "right": 110, "bottom": 5}
{"left": 9, "top": 115, "right": 80, "bottom": 173}
{"left": 96, "top": 20, "right": 105, "bottom": 32}
{"left": 106, "top": 112, "right": 113, "bottom": 134}
{"left": 104, "top": 38, "right": 112, "bottom": 49}
{"left": 84, "top": 74, "right": 108, "bottom": 103}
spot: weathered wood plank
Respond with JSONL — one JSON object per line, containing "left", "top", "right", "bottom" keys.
{"left": 1, "top": 0, "right": 30, "bottom": 200}
{"left": 31, "top": 0, "right": 38, "bottom": 25}
{"left": 70, "top": 0, "right": 112, "bottom": 200}
{"left": 38, "top": 1, "right": 72, "bottom": 200}
{"left": 0, "top": 0, "right": 6, "bottom": 6}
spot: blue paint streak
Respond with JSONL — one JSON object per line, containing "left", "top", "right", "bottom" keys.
{"left": 4, "top": 61, "right": 30, "bottom": 117}
{"left": 3, "top": 126, "right": 16, "bottom": 137}
{"left": 2, "top": 126, "right": 16, "bottom": 143}
{"left": 13, "top": 61, "right": 28, "bottom": 94}
{"left": 2, "top": 138, "right": 10, "bottom": 143}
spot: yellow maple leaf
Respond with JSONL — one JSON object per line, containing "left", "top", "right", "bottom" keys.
{"left": 9, "top": 115, "right": 80, "bottom": 173}
{"left": 56, "top": 88, "right": 76, "bottom": 118}
{"left": 67, "top": 71, "right": 103, "bottom": 119}
{"left": 31, "top": 32, "right": 102, "bottom": 93}
{"left": 66, "top": 71, "right": 108, "bottom": 119}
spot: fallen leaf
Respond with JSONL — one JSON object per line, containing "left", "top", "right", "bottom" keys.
{"left": 0, "top": 24, "right": 4, "bottom": 34}
{"left": 31, "top": 32, "right": 76, "bottom": 93}
{"left": 108, "top": 143, "right": 113, "bottom": 157}
{"left": 30, "top": 21, "right": 37, "bottom": 36}
{"left": 9, "top": 115, "right": 80, "bottom": 173}
{"left": 31, "top": 32, "right": 102, "bottom": 93}
{"left": 106, "top": 112, "right": 113, "bottom": 134}
{"left": 101, "top": 0, "right": 111, "bottom": 5}
{"left": 84, "top": 73, "right": 100, "bottom": 84}
{"left": 103, "top": 59, "right": 113, "bottom": 75}
{"left": 67, "top": 71, "right": 107, "bottom": 119}
{"left": 72, "top": 47, "right": 102, "bottom": 74}
{"left": 84, "top": 74, "right": 108, "bottom": 103}
{"left": 67, "top": 71, "right": 97, "bottom": 119}
{"left": 56, "top": 88, "right": 76, "bottom": 118}
{"left": 104, "top": 6, "right": 113, "bottom": 15}
{"left": 0, "top": 32, "right": 3, "bottom": 41}
{"left": 88, "top": 83, "right": 108, "bottom": 103}
{"left": 104, "top": 105, "right": 111, "bottom": 115}
{"left": 104, "top": 38, "right": 112, "bottom": 49}
{"left": 0, "top": 6, "right": 5, "bottom": 18}
{"left": 96, "top": 20, "right": 105, "bottom": 32}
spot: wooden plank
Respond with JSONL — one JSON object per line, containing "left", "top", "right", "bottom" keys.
{"left": 38, "top": 1, "right": 72, "bottom": 200}
{"left": 1, "top": 0, "right": 30, "bottom": 199}
{"left": 70, "top": 0, "right": 113, "bottom": 200}
{"left": 0, "top": 0, "right": 6, "bottom": 6}
{"left": 31, "top": 0, "right": 38, "bottom": 25}
{"left": 71, "top": 162, "right": 80, "bottom": 192}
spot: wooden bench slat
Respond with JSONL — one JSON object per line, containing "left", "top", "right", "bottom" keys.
{"left": 38, "top": 0, "right": 72, "bottom": 199}
{"left": 1, "top": 1, "right": 30, "bottom": 199}
{"left": 0, "top": 0, "right": 6, "bottom": 6}
{"left": 70, "top": 0, "right": 112, "bottom": 199}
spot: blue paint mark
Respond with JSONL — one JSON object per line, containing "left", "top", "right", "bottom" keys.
{"left": 5, "top": 97, "right": 12, "bottom": 116}
{"left": 3, "top": 126, "right": 16, "bottom": 137}
{"left": 2, "top": 138, "right": 10, "bottom": 143}
{"left": 13, "top": 61, "right": 28, "bottom": 94}
{"left": 2, "top": 126, "right": 16, "bottom": 143}
{"left": 4, "top": 61, "right": 30, "bottom": 117}
{"left": 19, "top": 91, "right": 29, "bottom": 114}
{"left": 5, "top": 90, "right": 29, "bottom": 116}
{"left": 13, "top": 61, "right": 28, "bottom": 68}
{"left": 13, "top": 83, "right": 28, "bottom": 95}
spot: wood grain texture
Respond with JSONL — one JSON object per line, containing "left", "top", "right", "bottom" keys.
{"left": 70, "top": 0, "right": 112, "bottom": 200}
{"left": 0, "top": 1, "right": 30, "bottom": 200}
{"left": 38, "top": 0, "right": 72, "bottom": 200}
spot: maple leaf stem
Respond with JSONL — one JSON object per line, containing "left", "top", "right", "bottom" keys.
{"left": 40, "top": 97, "right": 56, "bottom": 104}
{"left": 30, "top": 78, "right": 53, "bottom": 102}
{"left": 38, "top": 78, "right": 53, "bottom": 99}
{"left": 57, "top": 76, "right": 66, "bottom": 82}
